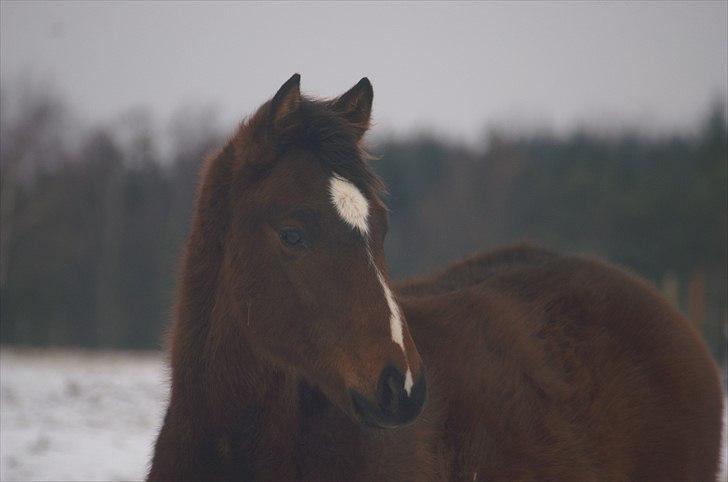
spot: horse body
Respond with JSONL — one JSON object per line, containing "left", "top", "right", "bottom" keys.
{"left": 401, "top": 247, "right": 723, "bottom": 481}
{"left": 149, "top": 75, "right": 723, "bottom": 481}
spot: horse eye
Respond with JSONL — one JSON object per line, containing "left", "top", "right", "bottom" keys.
{"left": 279, "top": 227, "right": 306, "bottom": 248}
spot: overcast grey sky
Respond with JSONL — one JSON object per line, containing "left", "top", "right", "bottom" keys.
{"left": 1, "top": 1, "right": 726, "bottom": 141}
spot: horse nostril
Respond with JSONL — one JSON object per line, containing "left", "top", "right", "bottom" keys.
{"left": 351, "top": 365, "right": 426, "bottom": 428}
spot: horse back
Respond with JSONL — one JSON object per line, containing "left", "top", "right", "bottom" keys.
{"left": 395, "top": 243, "right": 557, "bottom": 297}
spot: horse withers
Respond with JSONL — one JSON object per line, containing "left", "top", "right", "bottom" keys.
{"left": 148, "top": 75, "right": 724, "bottom": 481}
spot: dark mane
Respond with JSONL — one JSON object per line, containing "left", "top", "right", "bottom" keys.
{"left": 240, "top": 95, "right": 385, "bottom": 198}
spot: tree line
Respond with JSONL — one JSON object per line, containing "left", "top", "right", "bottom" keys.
{"left": 1, "top": 88, "right": 725, "bottom": 361}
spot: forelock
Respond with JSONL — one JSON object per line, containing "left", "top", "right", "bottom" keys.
{"left": 240, "top": 97, "right": 384, "bottom": 199}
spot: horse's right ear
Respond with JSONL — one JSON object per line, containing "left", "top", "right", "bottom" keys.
{"left": 268, "top": 73, "right": 301, "bottom": 131}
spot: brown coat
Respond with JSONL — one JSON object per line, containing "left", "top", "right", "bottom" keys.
{"left": 148, "top": 75, "right": 724, "bottom": 481}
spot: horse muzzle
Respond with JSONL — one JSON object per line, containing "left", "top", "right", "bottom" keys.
{"left": 350, "top": 364, "right": 426, "bottom": 428}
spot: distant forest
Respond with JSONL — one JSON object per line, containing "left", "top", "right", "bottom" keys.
{"left": 1, "top": 87, "right": 726, "bottom": 362}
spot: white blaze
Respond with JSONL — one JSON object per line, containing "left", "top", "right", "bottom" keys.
{"left": 374, "top": 266, "right": 405, "bottom": 351}
{"left": 329, "top": 174, "right": 413, "bottom": 395}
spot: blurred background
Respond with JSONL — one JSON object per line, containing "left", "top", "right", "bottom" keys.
{"left": 1, "top": 2, "right": 726, "bottom": 480}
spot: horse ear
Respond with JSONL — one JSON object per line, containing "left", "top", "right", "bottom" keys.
{"left": 269, "top": 73, "right": 301, "bottom": 131}
{"left": 332, "top": 77, "right": 373, "bottom": 139}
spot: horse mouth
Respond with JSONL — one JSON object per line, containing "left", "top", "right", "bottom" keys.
{"left": 350, "top": 391, "right": 398, "bottom": 429}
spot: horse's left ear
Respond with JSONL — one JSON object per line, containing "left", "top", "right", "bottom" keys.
{"left": 332, "top": 77, "right": 373, "bottom": 139}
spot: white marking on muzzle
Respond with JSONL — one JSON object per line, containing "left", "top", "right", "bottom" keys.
{"left": 404, "top": 367, "right": 414, "bottom": 396}
{"left": 329, "top": 174, "right": 413, "bottom": 395}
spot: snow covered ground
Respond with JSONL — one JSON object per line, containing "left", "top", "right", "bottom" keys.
{"left": 0, "top": 348, "right": 726, "bottom": 481}
{"left": 0, "top": 349, "right": 168, "bottom": 481}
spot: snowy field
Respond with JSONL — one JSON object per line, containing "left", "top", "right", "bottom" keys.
{"left": 1, "top": 349, "right": 168, "bottom": 481}
{"left": 0, "top": 348, "right": 726, "bottom": 481}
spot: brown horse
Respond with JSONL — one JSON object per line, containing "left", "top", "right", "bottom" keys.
{"left": 148, "top": 75, "right": 724, "bottom": 481}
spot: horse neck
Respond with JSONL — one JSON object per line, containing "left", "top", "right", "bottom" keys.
{"left": 165, "top": 311, "right": 302, "bottom": 479}
{"left": 167, "top": 241, "right": 362, "bottom": 478}
{"left": 172, "top": 298, "right": 304, "bottom": 476}
{"left": 170, "top": 266, "right": 299, "bottom": 429}
{"left": 168, "top": 161, "right": 300, "bottom": 430}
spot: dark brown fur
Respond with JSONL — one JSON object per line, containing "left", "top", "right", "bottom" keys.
{"left": 149, "top": 75, "right": 724, "bottom": 481}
